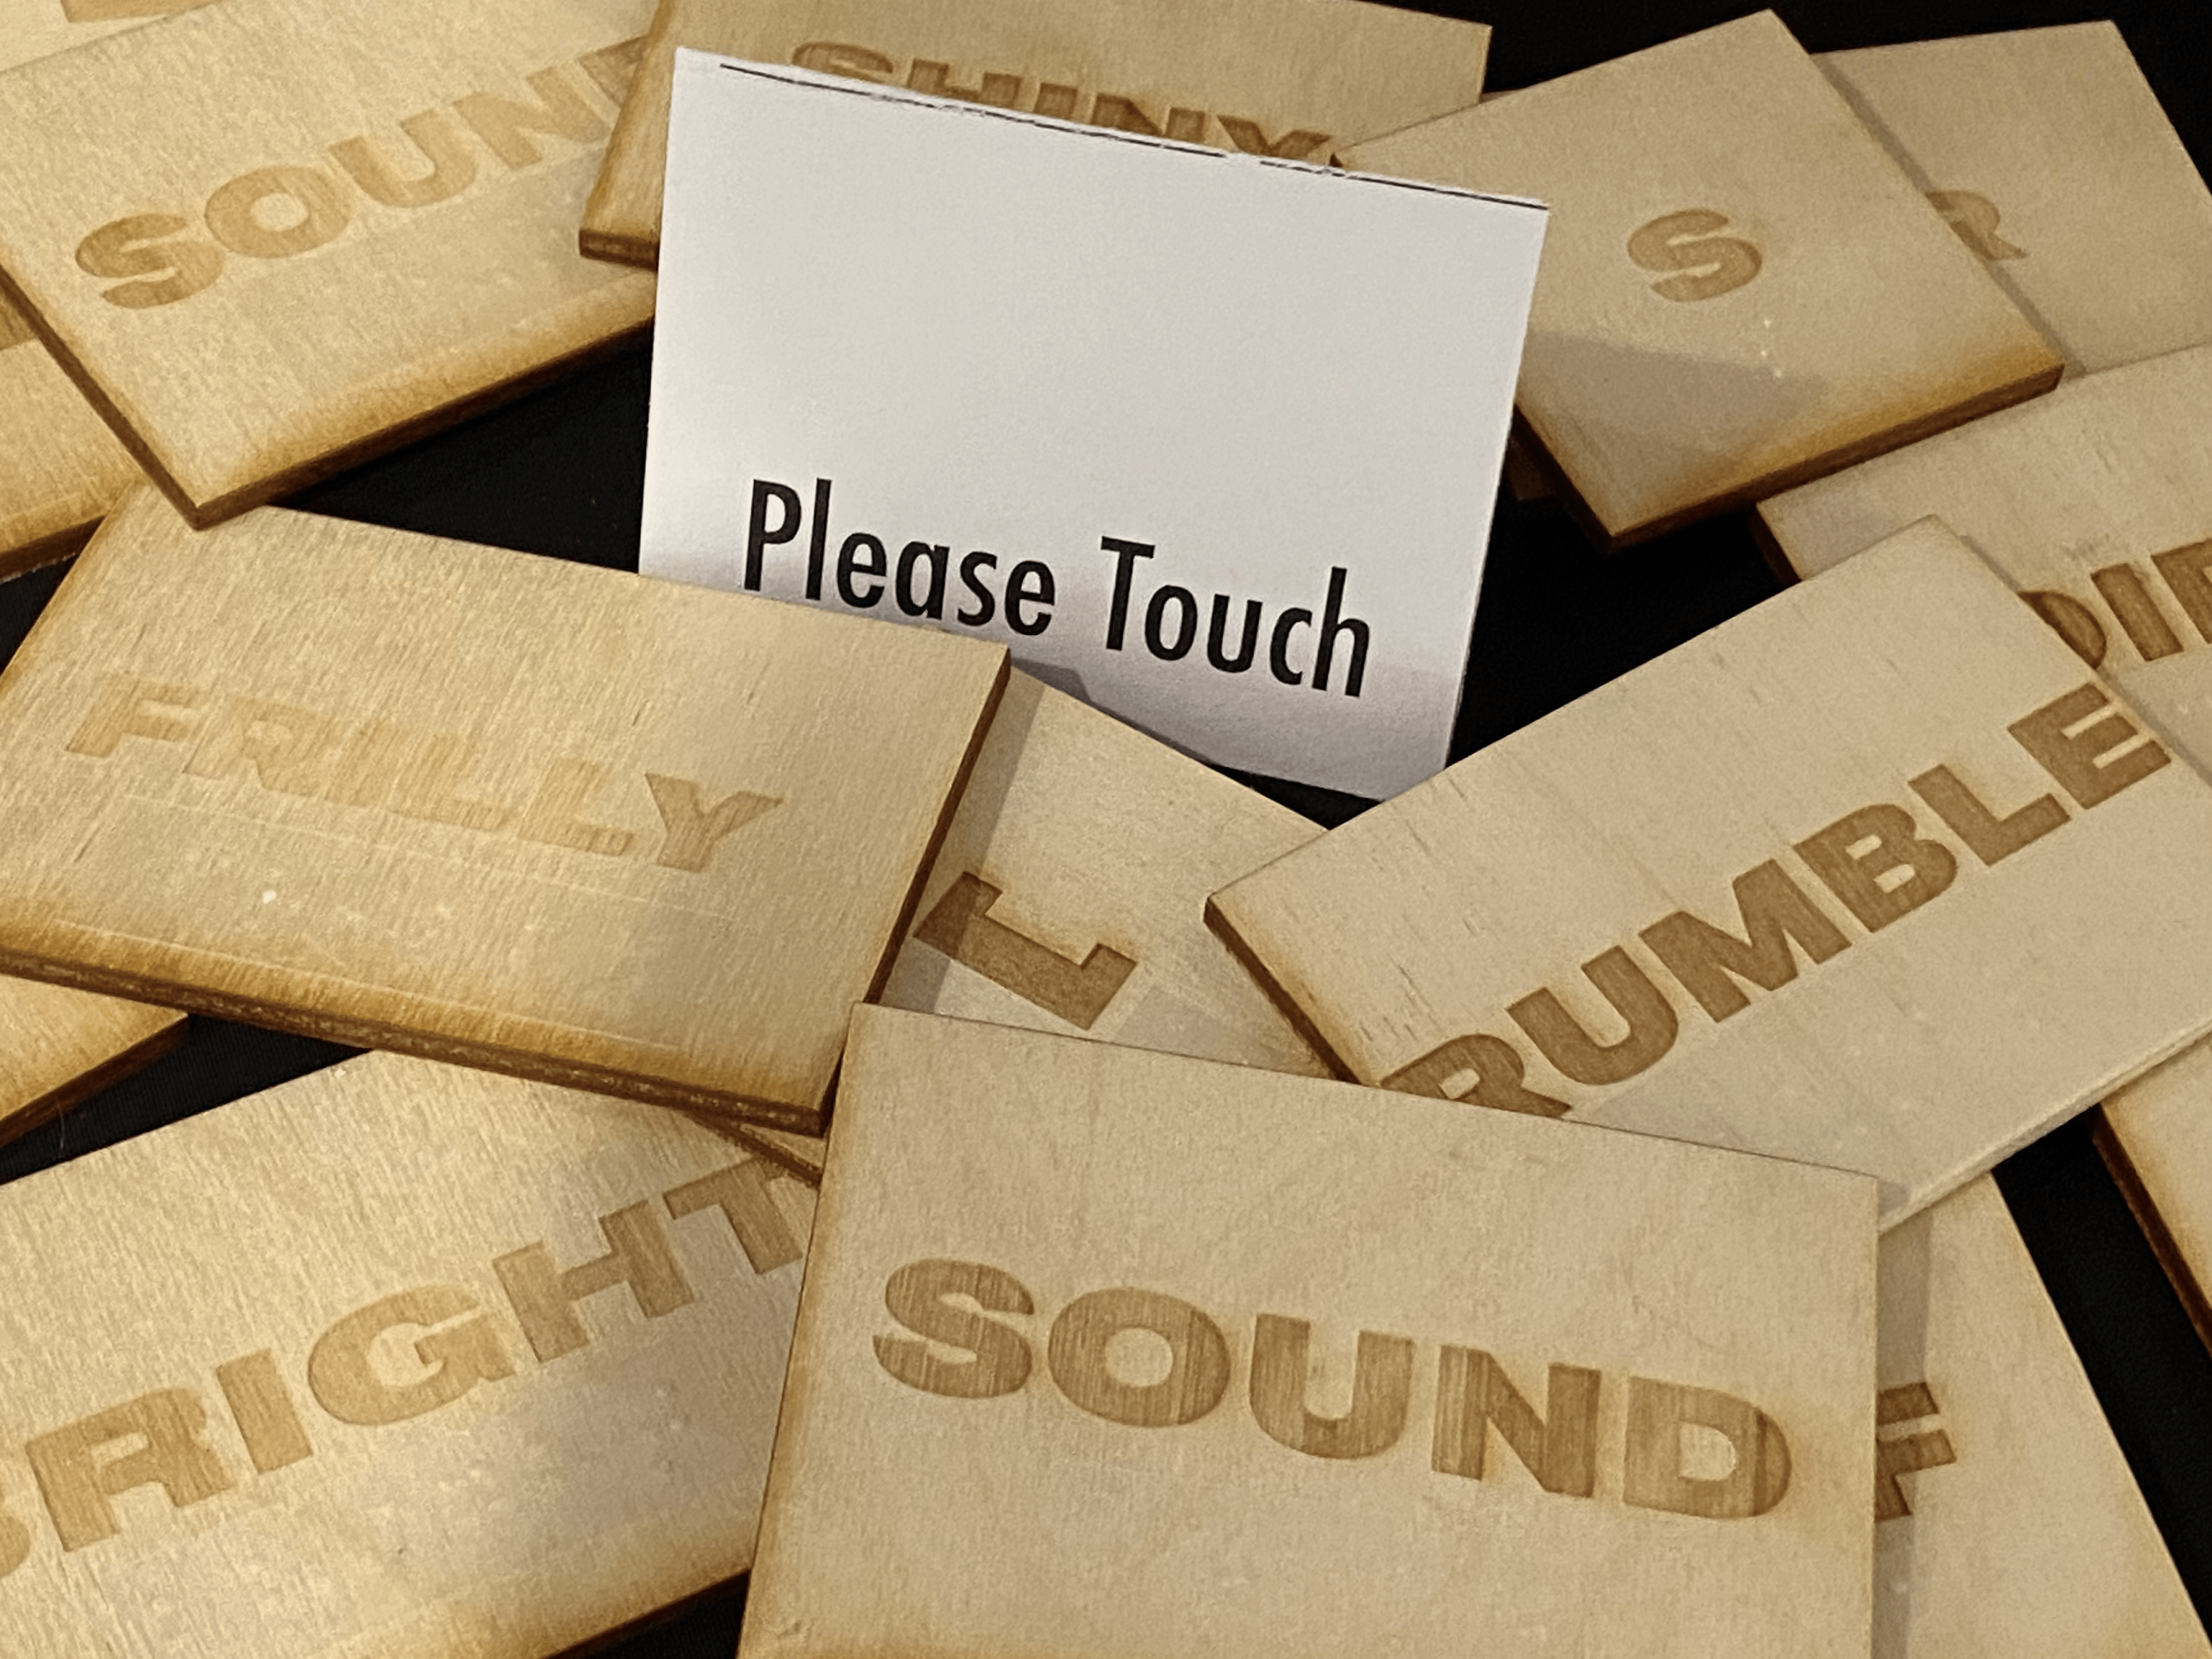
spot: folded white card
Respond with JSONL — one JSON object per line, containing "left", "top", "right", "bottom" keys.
{"left": 641, "top": 54, "right": 1543, "bottom": 799}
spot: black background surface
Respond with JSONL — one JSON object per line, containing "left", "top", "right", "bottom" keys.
{"left": 3, "top": 1, "right": 2211, "bottom": 1652}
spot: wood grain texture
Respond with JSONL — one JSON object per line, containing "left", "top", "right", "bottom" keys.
{"left": 0, "top": 487, "right": 1008, "bottom": 1130}
{"left": 1, "top": 0, "right": 211, "bottom": 67}
{"left": 0, "top": 983, "right": 182, "bottom": 1148}
{"left": 0, "top": 0, "right": 658, "bottom": 526}
{"left": 1874, "top": 1175, "right": 2207, "bottom": 1657}
{"left": 2102, "top": 1041, "right": 2212, "bottom": 1363}
{"left": 746, "top": 1006, "right": 1877, "bottom": 1659}
{"left": 1344, "top": 11, "right": 2062, "bottom": 548}
{"left": 1821, "top": 22, "right": 2212, "bottom": 378}
{"left": 581, "top": 0, "right": 1490, "bottom": 266}
{"left": 1210, "top": 519, "right": 2212, "bottom": 1227}
{"left": 0, "top": 1047, "right": 816, "bottom": 1658}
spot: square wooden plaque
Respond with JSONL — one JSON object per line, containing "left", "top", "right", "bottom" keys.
{"left": 1821, "top": 23, "right": 2212, "bottom": 378}
{"left": 746, "top": 1006, "right": 1877, "bottom": 1659}
{"left": 0, "top": 487, "right": 1007, "bottom": 1130}
{"left": 0, "top": 1048, "right": 816, "bottom": 1658}
{"left": 1343, "top": 11, "right": 2061, "bottom": 548}
{"left": 0, "top": 0, "right": 658, "bottom": 526}
{"left": 1210, "top": 518, "right": 2212, "bottom": 1227}
{"left": 581, "top": 0, "right": 1490, "bottom": 267}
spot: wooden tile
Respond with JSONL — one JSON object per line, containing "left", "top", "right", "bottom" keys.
{"left": 2103, "top": 1041, "right": 2212, "bottom": 1355}
{"left": 1872, "top": 1174, "right": 2207, "bottom": 1656}
{"left": 0, "top": 983, "right": 183, "bottom": 1148}
{"left": 0, "top": 1047, "right": 816, "bottom": 1658}
{"left": 1821, "top": 23, "right": 2212, "bottom": 378}
{"left": 581, "top": 0, "right": 1490, "bottom": 268}
{"left": 0, "top": 487, "right": 1007, "bottom": 1131}
{"left": 747, "top": 1006, "right": 1878, "bottom": 1659}
{"left": 0, "top": 0, "right": 658, "bottom": 526}
{"left": 1210, "top": 518, "right": 2212, "bottom": 1227}
{"left": 4, "top": 0, "right": 211, "bottom": 64}
{"left": 1343, "top": 11, "right": 2062, "bottom": 548}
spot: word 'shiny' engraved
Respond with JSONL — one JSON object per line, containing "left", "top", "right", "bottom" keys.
{"left": 65, "top": 673, "right": 781, "bottom": 876}
{"left": 0, "top": 1157, "right": 802, "bottom": 1574}
{"left": 1627, "top": 209, "right": 1762, "bottom": 301}
{"left": 1383, "top": 683, "right": 2168, "bottom": 1115}
{"left": 1874, "top": 1380, "right": 1956, "bottom": 1520}
{"left": 1927, "top": 190, "right": 2024, "bottom": 262}
{"left": 73, "top": 36, "right": 645, "bottom": 310}
{"left": 2018, "top": 541, "right": 2212, "bottom": 672}
{"left": 790, "top": 42, "right": 1331, "bottom": 161}
{"left": 873, "top": 1259, "right": 1793, "bottom": 1520}
{"left": 914, "top": 872, "right": 1136, "bottom": 1028}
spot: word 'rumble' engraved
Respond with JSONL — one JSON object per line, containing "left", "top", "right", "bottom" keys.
{"left": 914, "top": 874, "right": 1136, "bottom": 1030}
{"left": 1874, "top": 1380, "right": 1956, "bottom": 1521}
{"left": 790, "top": 42, "right": 1331, "bottom": 159}
{"left": 73, "top": 37, "right": 644, "bottom": 309}
{"left": 1384, "top": 682, "right": 2167, "bottom": 1112}
{"left": 66, "top": 673, "right": 781, "bottom": 874}
{"left": 873, "top": 1258, "right": 1794, "bottom": 1521}
{"left": 1628, "top": 209, "right": 1762, "bottom": 301}
{"left": 0, "top": 1157, "right": 801, "bottom": 1574}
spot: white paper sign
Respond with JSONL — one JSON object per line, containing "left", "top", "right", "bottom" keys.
{"left": 642, "top": 53, "right": 1543, "bottom": 799}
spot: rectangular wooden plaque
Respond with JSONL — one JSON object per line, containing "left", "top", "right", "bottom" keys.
{"left": 581, "top": 0, "right": 1490, "bottom": 267}
{"left": 0, "top": 1047, "right": 816, "bottom": 1658}
{"left": 1821, "top": 23, "right": 2212, "bottom": 378}
{"left": 1210, "top": 518, "right": 2212, "bottom": 1227}
{"left": 1343, "top": 11, "right": 2061, "bottom": 548}
{"left": 1874, "top": 1174, "right": 2206, "bottom": 1656}
{"left": 0, "top": 486, "right": 1007, "bottom": 1130}
{"left": 747, "top": 1005, "right": 1878, "bottom": 1659}
{"left": 0, "top": 0, "right": 658, "bottom": 526}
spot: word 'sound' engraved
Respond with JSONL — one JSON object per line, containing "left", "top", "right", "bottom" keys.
{"left": 65, "top": 673, "right": 781, "bottom": 876}
{"left": 73, "top": 36, "right": 644, "bottom": 309}
{"left": 1383, "top": 683, "right": 2168, "bottom": 1115}
{"left": 2019, "top": 541, "right": 2212, "bottom": 671}
{"left": 914, "top": 873, "right": 1136, "bottom": 1028}
{"left": 1627, "top": 209, "right": 1762, "bottom": 301}
{"left": 1927, "top": 190, "right": 2024, "bottom": 262}
{"left": 0, "top": 1156, "right": 801, "bottom": 1574}
{"left": 873, "top": 1258, "right": 1793, "bottom": 1521}
{"left": 790, "top": 42, "right": 1331, "bottom": 161}
{"left": 1874, "top": 1380, "right": 1956, "bottom": 1520}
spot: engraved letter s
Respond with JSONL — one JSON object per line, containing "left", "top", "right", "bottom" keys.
{"left": 1628, "top": 209, "right": 1762, "bottom": 301}
{"left": 76, "top": 214, "right": 224, "bottom": 308}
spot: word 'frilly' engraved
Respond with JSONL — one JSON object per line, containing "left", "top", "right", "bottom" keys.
{"left": 1927, "top": 190, "right": 2023, "bottom": 262}
{"left": 73, "top": 36, "right": 645, "bottom": 310}
{"left": 1874, "top": 1379, "right": 1956, "bottom": 1521}
{"left": 66, "top": 673, "right": 781, "bottom": 875}
{"left": 2014, "top": 540, "right": 2212, "bottom": 672}
{"left": 1627, "top": 209, "right": 1762, "bottom": 301}
{"left": 914, "top": 873, "right": 1136, "bottom": 1029}
{"left": 1383, "top": 683, "right": 2167, "bottom": 1115}
{"left": 791, "top": 43, "right": 1331, "bottom": 161}
{"left": 872, "top": 1259, "right": 1793, "bottom": 1521}
{"left": 0, "top": 1157, "right": 801, "bottom": 1574}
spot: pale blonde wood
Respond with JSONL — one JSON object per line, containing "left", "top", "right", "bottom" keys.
{"left": 1211, "top": 519, "right": 2212, "bottom": 1228}
{"left": 1344, "top": 12, "right": 2061, "bottom": 548}
{"left": 0, "top": 487, "right": 1008, "bottom": 1130}
{"left": 1872, "top": 1174, "right": 2207, "bottom": 1656}
{"left": 582, "top": 0, "right": 1489, "bottom": 268}
{"left": 0, "top": 982, "right": 183, "bottom": 1147}
{"left": 747, "top": 1005, "right": 1877, "bottom": 1659}
{"left": 2102, "top": 1042, "right": 2212, "bottom": 1362}
{"left": 0, "top": 0, "right": 658, "bottom": 526}
{"left": 1, "top": 0, "right": 211, "bottom": 67}
{"left": 732, "top": 1123, "right": 827, "bottom": 1183}
{"left": 1821, "top": 23, "right": 2212, "bottom": 378}
{"left": 0, "top": 1047, "right": 816, "bottom": 1658}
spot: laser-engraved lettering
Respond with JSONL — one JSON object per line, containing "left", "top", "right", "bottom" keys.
{"left": 1622, "top": 1377, "right": 1790, "bottom": 1519}
{"left": 1639, "top": 861, "right": 1850, "bottom": 1022}
{"left": 307, "top": 1285, "right": 516, "bottom": 1425}
{"left": 2091, "top": 563, "right": 2183, "bottom": 660}
{"left": 1627, "top": 209, "right": 1762, "bottom": 301}
{"left": 2021, "top": 590, "right": 2108, "bottom": 667}
{"left": 1907, "top": 765, "right": 2066, "bottom": 866}
{"left": 330, "top": 112, "right": 480, "bottom": 209}
{"left": 666, "top": 1160, "right": 803, "bottom": 1275}
{"left": 1431, "top": 1347, "right": 1600, "bottom": 1497}
{"left": 1927, "top": 189, "right": 2023, "bottom": 261}
{"left": 66, "top": 672, "right": 204, "bottom": 757}
{"left": 1874, "top": 1380, "right": 1956, "bottom": 1521}
{"left": 516, "top": 757, "right": 636, "bottom": 857}
{"left": 1508, "top": 947, "right": 1677, "bottom": 1085}
{"left": 182, "top": 695, "right": 336, "bottom": 795}
{"left": 2010, "top": 682, "right": 2170, "bottom": 809}
{"left": 1048, "top": 1287, "right": 1229, "bottom": 1428}
{"left": 27, "top": 1389, "right": 234, "bottom": 1551}
{"left": 205, "top": 165, "right": 353, "bottom": 261}
{"left": 915, "top": 872, "right": 1136, "bottom": 1029}
{"left": 1381, "top": 1031, "right": 1571, "bottom": 1117}
{"left": 494, "top": 1203, "right": 695, "bottom": 1363}
{"left": 1249, "top": 1316, "right": 1412, "bottom": 1459}
{"left": 790, "top": 41, "right": 895, "bottom": 82}
{"left": 214, "top": 1351, "right": 314, "bottom": 1474}
{"left": 874, "top": 1258, "right": 1034, "bottom": 1399}
{"left": 906, "top": 60, "right": 1022, "bottom": 109}
{"left": 76, "top": 213, "right": 224, "bottom": 309}
{"left": 1215, "top": 116, "right": 1330, "bottom": 160}
{"left": 391, "top": 732, "right": 516, "bottom": 833}
{"left": 1794, "top": 803, "right": 1957, "bottom": 932}
{"left": 2152, "top": 541, "right": 2212, "bottom": 643}
{"left": 453, "top": 65, "right": 607, "bottom": 169}
{"left": 645, "top": 774, "right": 781, "bottom": 872}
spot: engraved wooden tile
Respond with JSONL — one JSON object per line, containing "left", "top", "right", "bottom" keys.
{"left": 1210, "top": 519, "right": 2212, "bottom": 1227}
{"left": 1872, "top": 1174, "right": 2207, "bottom": 1657}
{"left": 581, "top": 0, "right": 1490, "bottom": 268}
{"left": 1821, "top": 23, "right": 2212, "bottom": 378}
{"left": 0, "top": 487, "right": 1008, "bottom": 1130}
{"left": 0, "top": 982, "right": 183, "bottom": 1148}
{"left": 0, "top": 0, "right": 658, "bottom": 527}
{"left": 1343, "top": 11, "right": 2062, "bottom": 548}
{"left": 0, "top": 1047, "right": 816, "bottom": 1658}
{"left": 746, "top": 1006, "right": 1878, "bottom": 1659}
{"left": 2102, "top": 1041, "right": 2212, "bottom": 1354}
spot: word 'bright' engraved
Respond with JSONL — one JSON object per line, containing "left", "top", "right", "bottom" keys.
{"left": 1627, "top": 209, "right": 1762, "bottom": 301}
{"left": 914, "top": 873, "right": 1136, "bottom": 1029}
{"left": 1874, "top": 1379, "right": 1956, "bottom": 1521}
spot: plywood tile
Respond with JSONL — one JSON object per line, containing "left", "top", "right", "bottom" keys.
{"left": 0, "top": 1047, "right": 816, "bottom": 1658}
{"left": 1873, "top": 1174, "right": 2206, "bottom": 1656}
{"left": 1210, "top": 519, "right": 2212, "bottom": 1227}
{"left": 2103, "top": 1041, "right": 2212, "bottom": 1356}
{"left": 0, "top": 487, "right": 1008, "bottom": 1130}
{"left": 0, "top": 984, "right": 183, "bottom": 1146}
{"left": 582, "top": 0, "right": 1489, "bottom": 267}
{"left": 0, "top": 0, "right": 658, "bottom": 526}
{"left": 1344, "top": 11, "right": 2062, "bottom": 548}
{"left": 1821, "top": 22, "right": 2212, "bottom": 378}
{"left": 746, "top": 1006, "right": 1877, "bottom": 1659}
